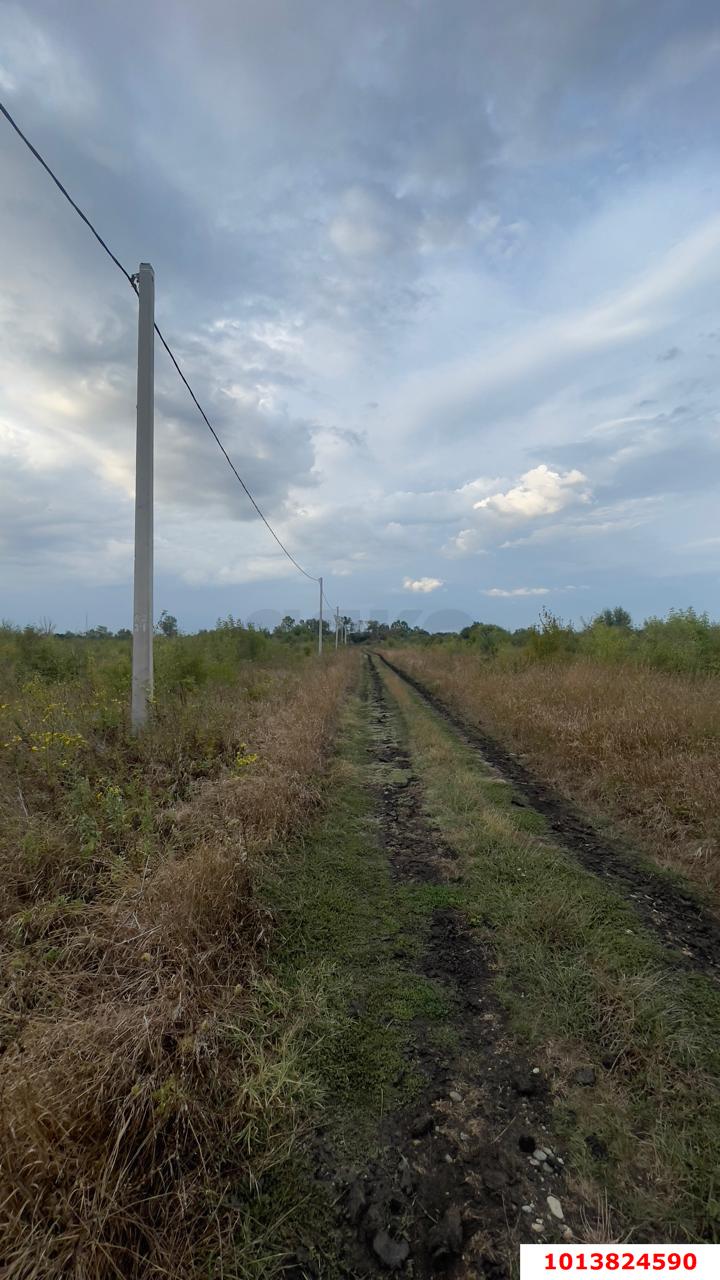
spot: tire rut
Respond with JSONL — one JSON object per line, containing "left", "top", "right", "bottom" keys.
{"left": 327, "top": 657, "right": 582, "bottom": 1278}
{"left": 376, "top": 652, "right": 720, "bottom": 983}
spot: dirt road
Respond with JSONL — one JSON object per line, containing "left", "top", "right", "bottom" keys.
{"left": 272, "top": 655, "right": 720, "bottom": 1277}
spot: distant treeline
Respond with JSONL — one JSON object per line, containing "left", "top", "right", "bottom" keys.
{"left": 0, "top": 614, "right": 334, "bottom": 694}
{"left": 377, "top": 606, "right": 720, "bottom": 676}
{"left": 3, "top": 604, "right": 719, "bottom": 683}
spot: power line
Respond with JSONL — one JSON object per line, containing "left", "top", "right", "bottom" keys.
{"left": 0, "top": 99, "right": 322, "bottom": 586}
{"left": 151, "top": 322, "right": 318, "bottom": 581}
{"left": 0, "top": 102, "right": 136, "bottom": 290}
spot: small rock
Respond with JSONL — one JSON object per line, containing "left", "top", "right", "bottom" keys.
{"left": 411, "top": 1114, "right": 434, "bottom": 1138}
{"left": 459, "top": 1131, "right": 470, "bottom": 1142}
{"left": 528, "top": 1158, "right": 539, "bottom": 1167}
{"left": 572, "top": 1066, "right": 596, "bottom": 1087}
{"left": 547, "top": 1195, "right": 564, "bottom": 1220}
{"left": 372, "top": 1229, "right": 411, "bottom": 1270}
{"left": 531, "top": 1221, "right": 544, "bottom": 1234}
{"left": 444, "top": 1153, "right": 453, "bottom": 1164}
{"left": 449, "top": 1090, "right": 462, "bottom": 1103}
{"left": 533, "top": 1150, "right": 547, "bottom": 1162}
{"left": 563, "top": 1227, "right": 575, "bottom": 1242}
{"left": 532, "top": 1067, "right": 540, "bottom": 1074}
{"left": 521, "top": 1204, "right": 533, "bottom": 1213}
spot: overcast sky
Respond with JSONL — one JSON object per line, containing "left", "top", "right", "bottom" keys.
{"left": 1, "top": 0, "right": 719, "bottom": 633}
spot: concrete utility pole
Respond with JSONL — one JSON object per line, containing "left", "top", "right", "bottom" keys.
{"left": 131, "top": 263, "right": 155, "bottom": 732}
{"left": 318, "top": 577, "right": 323, "bottom": 656}
{"left": 335, "top": 606, "right": 339, "bottom": 649}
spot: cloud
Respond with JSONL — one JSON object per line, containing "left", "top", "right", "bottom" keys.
{"left": 403, "top": 576, "right": 443, "bottom": 593}
{"left": 483, "top": 586, "right": 549, "bottom": 598}
{"left": 3, "top": 1, "right": 720, "bottom": 629}
{"left": 445, "top": 528, "right": 487, "bottom": 556}
{"left": 474, "top": 465, "right": 590, "bottom": 519}
{"left": 385, "top": 213, "right": 720, "bottom": 450}
{"left": 329, "top": 185, "right": 415, "bottom": 257}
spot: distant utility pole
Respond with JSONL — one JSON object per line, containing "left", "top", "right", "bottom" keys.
{"left": 131, "top": 263, "right": 155, "bottom": 732}
{"left": 318, "top": 576, "right": 323, "bottom": 656}
{"left": 335, "top": 606, "right": 339, "bottom": 649}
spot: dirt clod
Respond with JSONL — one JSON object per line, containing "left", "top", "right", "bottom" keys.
{"left": 372, "top": 1228, "right": 411, "bottom": 1269}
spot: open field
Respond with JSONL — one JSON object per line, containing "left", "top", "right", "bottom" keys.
{"left": 0, "top": 625, "right": 355, "bottom": 1277}
{"left": 384, "top": 648, "right": 720, "bottom": 907}
{"left": 2, "top": 632, "right": 720, "bottom": 1277}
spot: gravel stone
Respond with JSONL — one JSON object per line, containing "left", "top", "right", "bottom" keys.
{"left": 547, "top": 1195, "right": 564, "bottom": 1220}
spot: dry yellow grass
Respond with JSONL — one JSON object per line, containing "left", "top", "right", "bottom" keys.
{"left": 389, "top": 651, "right": 720, "bottom": 903}
{"left": 0, "top": 654, "right": 356, "bottom": 1278}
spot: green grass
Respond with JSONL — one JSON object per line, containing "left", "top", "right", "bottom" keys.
{"left": 264, "top": 688, "right": 455, "bottom": 1121}
{"left": 233, "top": 678, "right": 462, "bottom": 1270}
{"left": 380, "top": 662, "right": 720, "bottom": 1242}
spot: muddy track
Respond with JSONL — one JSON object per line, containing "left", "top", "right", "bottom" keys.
{"left": 328, "top": 659, "right": 581, "bottom": 1278}
{"left": 376, "top": 652, "right": 720, "bottom": 982}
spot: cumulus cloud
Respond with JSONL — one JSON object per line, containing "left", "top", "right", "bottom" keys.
{"left": 474, "top": 465, "right": 590, "bottom": 519}
{"left": 445, "top": 466, "right": 590, "bottom": 558}
{"left": 403, "top": 576, "right": 443, "bottom": 593}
